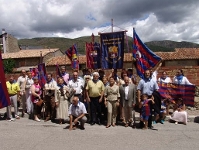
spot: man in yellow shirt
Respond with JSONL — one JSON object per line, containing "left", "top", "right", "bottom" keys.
{"left": 6, "top": 75, "right": 20, "bottom": 121}
{"left": 86, "top": 72, "right": 104, "bottom": 125}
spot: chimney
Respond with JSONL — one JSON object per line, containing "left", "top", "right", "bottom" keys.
{"left": 2, "top": 29, "right": 6, "bottom": 53}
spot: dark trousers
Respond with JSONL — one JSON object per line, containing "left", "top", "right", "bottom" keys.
{"left": 148, "top": 91, "right": 161, "bottom": 127}
{"left": 90, "top": 96, "right": 101, "bottom": 123}
{"left": 33, "top": 103, "right": 41, "bottom": 116}
{"left": 44, "top": 95, "right": 56, "bottom": 119}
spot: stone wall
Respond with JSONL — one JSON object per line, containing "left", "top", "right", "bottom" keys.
{"left": 6, "top": 34, "right": 20, "bottom": 53}
{"left": 157, "top": 66, "right": 199, "bottom": 86}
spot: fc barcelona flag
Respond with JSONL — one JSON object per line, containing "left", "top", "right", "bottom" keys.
{"left": 158, "top": 82, "right": 195, "bottom": 106}
{"left": 65, "top": 45, "right": 79, "bottom": 69}
{"left": 0, "top": 51, "right": 10, "bottom": 108}
{"left": 29, "top": 68, "right": 38, "bottom": 77}
{"left": 38, "top": 63, "right": 46, "bottom": 88}
{"left": 86, "top": 42, "right": 101, "bottom": 69}
{"left": 133, "top": 28, "right": 161, "bottom": 79}
{"left": 101, "top": 31, "right": 124, "bottom": 69}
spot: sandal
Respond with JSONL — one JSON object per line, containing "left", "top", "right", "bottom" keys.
{"left": 125, "top": 123, "right": 129, "bottom": 127}
{"left": 106, "top": 125, "right": 111, "bottom": 128}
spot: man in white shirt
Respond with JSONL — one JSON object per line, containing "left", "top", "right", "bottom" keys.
{"left": 17, "top": 69, "right": 27, "bottom": 117}
{"left": 68, "top": 96, "right": 87, "bottom": 130}
{"left": 68, "top": 70, "right": 84, "bottom": 102}
{"left": 44, "top": 73, "right": 57, "bottom": 122}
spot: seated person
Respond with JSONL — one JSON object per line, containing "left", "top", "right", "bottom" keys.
{"left": 68, "top": 96, "right": 87, "bottom": 130}
{"left": 170, "top": 98, "right": 187, "bottom": 125}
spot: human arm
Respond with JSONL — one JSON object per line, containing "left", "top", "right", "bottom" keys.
{"left": 31, "top": 85, "right": 41, "bottom": 99}
{"left": 137, "top": 90, "right": 141, "bottom": 103}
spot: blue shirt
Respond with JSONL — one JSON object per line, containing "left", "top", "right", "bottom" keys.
{"left": 137, "top": 78, "right": 159, "bottom": 95}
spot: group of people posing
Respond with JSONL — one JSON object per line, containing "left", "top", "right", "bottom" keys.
{"left": 5, "top": 65, "right": 192, "bottom": 130}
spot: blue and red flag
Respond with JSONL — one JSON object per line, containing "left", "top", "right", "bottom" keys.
{"left": 0, "top": 51, "right": 10, "bottom": 108}
{"left": 29, "top": 67, "right": 38, "bottom": 78}
{"left": 158, "top": 82, "right": 195, "bottom": 106}
{"left": 65, "top": 45, "right": 79, "bottom": 69}
{"left": 86, "top": 42, "right": 101, "bottom": 69}
{"left": 56, "top": 64, "right": 62, "bottom": 78}
{"left": 38, "top": 63, "right": 46, "bottom": 88}
{"left": 133, "top": 28, "right": 161, "bottom": 79}
{"left": 101, "top": 31, "right": 124, "bottom": 69}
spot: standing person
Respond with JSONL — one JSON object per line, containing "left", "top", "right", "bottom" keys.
{"left": 17, "top": 69, "right": 27, "bottom": 117}
{"left": 149, "top": 62, "right": 162, "bottom": 82}
{"left": 44, "top": 73, "right": 57, "bottom": 122}
{"left": 173, "top": 69, "right": 192, "bottom": 85}
{"left": 24, "top": 71, "right": 34, "bottom": 116}
{"left": 6, "top": 75, "right": 21, "bottom": 121}
{"left": 118, "top": 70, "right": 132, "bottom": 86}
{"left": 108, "top": 69, "right": 119, "bottom": 84}
{"left": 68, "top": 70, "right": 84, "bottom": 103}
{"left": 55, "top": 78, "right": 72, "bottom": 124}
{"left": 137, "top": 69, "right": 160, "bottom": 129}
{"left": 139, "top": 94, "right": 155, "bottom": 129}
{"left": 104, "top": 77, "right": 120, "bottom": 128}
{"left": 31, "top": 77, "right": 42, "bottom": 122}
{"left": 158, "top": 71, "right": 172, "bottom": 83}
{"left": 119, "top": 76, "right": 137, "bottom": 127}
{"left": 86, "top": 72, "right": 104, "bottom": 125}
{"left": 60, "top": 66, "right": 70, "bottom": 85}
{"left": 68, "top": 96, "right": 87, "bottom": 130}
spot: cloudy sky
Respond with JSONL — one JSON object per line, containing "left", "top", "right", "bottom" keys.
{"left": 0, "top": 0, "right": 199, "bottom": 43}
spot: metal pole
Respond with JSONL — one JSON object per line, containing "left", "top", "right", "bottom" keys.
{"left": 111, "top": 19, "right": 113, "bottom": 32}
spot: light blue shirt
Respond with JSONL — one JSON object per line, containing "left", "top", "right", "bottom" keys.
{"left": 137, "top": 78, "right": 159, "bottom": 95}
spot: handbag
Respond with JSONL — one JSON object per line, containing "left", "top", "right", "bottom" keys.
{"left": 36, "top": 98, "right": 43, "bottom": 106}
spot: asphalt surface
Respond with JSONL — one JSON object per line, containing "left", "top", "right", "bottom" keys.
{"left": 0, "top": 115, "right": 199, "bottom": 150}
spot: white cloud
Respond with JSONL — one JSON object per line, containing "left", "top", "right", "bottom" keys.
{"left": 0, "top": 0, "right": 199, "bottom": 44}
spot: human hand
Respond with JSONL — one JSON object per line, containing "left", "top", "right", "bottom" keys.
{"left": 74, "top": 118, "right": 78, "bottom": 124}
{"left": 99, "top": 98, "right": 102, "bottom": 103}
{"left": 87, "top": 97, "right": 91, "bottom": 102}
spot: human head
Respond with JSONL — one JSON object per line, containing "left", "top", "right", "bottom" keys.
{"left": 176, "top": 69, "right": 184, "bottom": 76}
{"left": 98, "top": 69, "right": 105, "bottom": 77}
{"left": 109, "top": 77, "right": 115, "bottom": 85}
{"left": 161, "top": 71, "right": 167, "bottom": 79}
{"left": 73, "top": 70, "right": 78, "bottom": 81}
{"left": 144, "top": 70, "right": 151, "bottom": 79}
{"left": 93, "top": 72, "right": 99, "bottom": 81}
{"left": 121, "top": 70, "right": 128, "bottom": 80}
{"left": 72, "top": 96, "right": 79, "bottom": 106}
{"left": 21, "top": 69, "right": 26, "bottom": 77}
{"left": 33, "top": 76, "right": 39, "bottom": 84}
{"left": 102, "top": 76, "right": 108, "bottom": 85}
{"left": 141, "top": 94, "right": 148, "bottom": 101}
{"left": 9, "top": 75, "right": 14, "bottom": 83}
{"left": 84, "top": 75, "right": 91, "bottom": 83}
{"left": 61, "top": 66, "right": 66, "bottom": 74}
{"left": 124, "top": 76, "right": 129, "bottom": 86}
{"left": 27, "top": 71, "right": 32, "bottom": 78}
{"left": 47, "top": 73, "right": 53, "bottom": 82}
{"left": 127, "top": 68, "right": 133, "bottom": 77}
{"left": 57, "top": 77, "right": 64, "bottom": 85}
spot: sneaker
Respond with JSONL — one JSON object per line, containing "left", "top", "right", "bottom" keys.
{"left": 15, "top": 115, "right": 20, "bottom": 119}
{"left": 35, "top": 118, "right": 41, "bottom": 122}
{"left": 152, "top": 121, "right": 157, "bottom": 124}
{"left": 7, "top": 118, "right": 15, "bottom": 121}
{"left": 160, "top": 120, "right": 164, "bottom": 124}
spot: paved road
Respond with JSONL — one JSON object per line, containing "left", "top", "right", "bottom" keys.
{"left": 0, "top": 116, "right": 199, "bottom": 150}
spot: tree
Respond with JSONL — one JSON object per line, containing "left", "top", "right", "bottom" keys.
{"left": 3, "top": 58, "right": 15, "bottom": 73}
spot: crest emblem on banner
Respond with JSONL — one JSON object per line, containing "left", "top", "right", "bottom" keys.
{"left": 108, "top": 46, "right": 118, "bottom": 59}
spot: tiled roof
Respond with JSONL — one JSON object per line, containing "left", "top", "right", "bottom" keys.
{"left": 47, "top": 48, "right": 199, "bottom": 66}
{"left": 155, "top": 48, "right": 199, "bottom": 60}
{"left": 2, "top": 48, "right": 59, "bottom": 59}
{"left": 46, "top": 53, "right": 133, "bottom": 66}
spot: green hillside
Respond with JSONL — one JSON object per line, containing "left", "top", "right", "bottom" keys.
{"left": 18, "top": 36, "right": 199, "bottom": 54}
